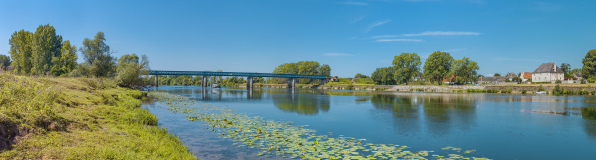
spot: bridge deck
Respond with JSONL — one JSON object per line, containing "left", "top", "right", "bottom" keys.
{"left": 149, "top": 70, "right": 328, "bottom": 79}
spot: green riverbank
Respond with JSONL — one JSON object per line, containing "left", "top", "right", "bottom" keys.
{"left": 0, "top": 72, "right": 196, "bottom": 159}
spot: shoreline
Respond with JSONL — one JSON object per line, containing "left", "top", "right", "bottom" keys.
{"left": 0, "top": 74, "right": 196, "bottom": 159}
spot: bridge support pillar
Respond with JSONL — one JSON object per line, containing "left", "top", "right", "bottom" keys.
{"left": 155, "top": 76, "right": 158, "bottom": 87}
{"left": 202, "top": 76, "right": 207, "bottom": 88}
{"left": 287, "top": 78, "right": 295, "bottom": 89}
{"left": 247, "top": 76, "right": 253, "bottom": 90}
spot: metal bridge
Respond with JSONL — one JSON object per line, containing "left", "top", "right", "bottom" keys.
{"left": 149, "top": 70, "right": 330, "bottom": 89}
{"left": 149, "top": 70, "right": 329, "bottom": 79}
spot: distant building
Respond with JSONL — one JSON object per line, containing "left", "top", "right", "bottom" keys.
{"left": 412, "top": 72, "right": 426, "bottom": 81}
{"left": 505, "top": 72, "right": 518, "bottom": 81}
{"left": 330, "top": 76, "right": 339, "bottom": 82}
{"left": 479, "top": 76, "right": 507, "bottom": 84}
{"left": 532, "top": 62, "right": 564, "bottom": 83}
{"left": 574, "top": 72, "right": 583, "bottom": 80}
{"left": 519, "top": 72, "right": 532, "bottom": 82}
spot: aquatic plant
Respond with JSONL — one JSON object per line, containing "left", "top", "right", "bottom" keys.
{"left": 149, "top": 91, "right": 491, "bottom": 160}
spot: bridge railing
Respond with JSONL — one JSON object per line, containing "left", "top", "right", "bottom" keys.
{"left": 149, "top": 70, "right": 329, "bottom": 79}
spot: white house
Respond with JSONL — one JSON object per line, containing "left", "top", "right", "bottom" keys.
{"left": 532, "top": 62, "right": 564, "bottom": 83}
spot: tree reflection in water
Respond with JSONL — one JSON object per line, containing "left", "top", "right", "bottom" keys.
{"left": 582, "top": 107, "right": 596, "bottom": 140}
{"left": 272, "top": 90, "right": 330, "bottom": 115}
{"left": 368, "top": 93, "right": 477, "bottom": 137}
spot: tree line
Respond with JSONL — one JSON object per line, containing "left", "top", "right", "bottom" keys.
{"left": 270, "top": 61, "right": 331, "bottom": 84}
{"left": 371, "top": 51, "right": 479, "bottom": 85}
{"left": 4, "top": 24, "right": 150, "bottom": 88}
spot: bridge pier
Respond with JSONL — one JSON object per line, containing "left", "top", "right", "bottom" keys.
{"left": 287, "top": 78, "right": 295, "bottom": 89}
{"left": 155, "top": 76, "right": 158, "bottom": 87}
{"left": 247, "top": 76, "right": 253, "bottom": 90}
{"left": 202, "top": 76, "right": 207, "bottom": 88}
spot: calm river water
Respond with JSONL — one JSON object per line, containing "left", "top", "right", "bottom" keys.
{"left": 142, "top": 86, "right": 596, "bottom": 160}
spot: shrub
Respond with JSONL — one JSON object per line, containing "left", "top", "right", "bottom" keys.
{"left": 409, "top": 88, "right": 414, "bottom": 91}
{"left": 522, "top": 89, "right": 527, "bottom": 94}
{"left": 416, "top": 88, "right": 424, "bottom": 92}
{"left": 501, "top": 88, "right": 512, "bottom": 93}
{"left": 417, "top": 81, "right": 425, "bottom": 85}
{"left": 555, "top": 80, "right": 562, "bottom": 84}
{"left": 345, "top": 84, "right": 355, "bottom": 90}
{"left": 538, "top": 85, "right": 545, "bottom": 92}
{"left": 581, "top": 79, "right": 587, "bottom": 84}
{"left": 553, "top": 84, "right": 563, "bottom": 94}
{"left": 592, "top": 91, "right": 596, "bottom": 95}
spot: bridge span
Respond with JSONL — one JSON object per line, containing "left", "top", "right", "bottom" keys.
{"left": 149, "top": 70, "right": 330, "bottom": 89}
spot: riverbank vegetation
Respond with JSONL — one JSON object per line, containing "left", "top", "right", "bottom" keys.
{"left": 371, "top": 51, "right": 480, "bottom": 86}
{"left": 1, "top": 24, "right": 194, "bottom": 158}
{"left": 0, "top": 72, "right": 195, "bottom": 159}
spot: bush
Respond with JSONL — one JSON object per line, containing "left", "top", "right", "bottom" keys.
{"left": 581, "top": 79, "right": 587, "bottom": 84}
{"left": 522, "top": 89, "right": 527, "bottom": 94}
{"left": 555, "top": 80, "right": 562, "bottom": 84}
{"left": 538, "top": 85, "right": 545, "bottom": 92}
{"left": 501, "top": 88, "right": 512, "bottom": 93}
{"left": 416, "top": 88, "right": 424, "bottom": 91}
{"left": 417, "top": 81, "right": 425, "bottom": 85}
{"left": 345, "top": 84, "right": 355, "bottom": 90}
{"left": 592, "top": 91, "right": 596, "bottom": 95}
{"left": 553, "top": 84, "right": 563, "bottom": 94}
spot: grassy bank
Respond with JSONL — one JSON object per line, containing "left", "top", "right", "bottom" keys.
{"left": 0, "top": 72, "right": 195, "bottom": 159}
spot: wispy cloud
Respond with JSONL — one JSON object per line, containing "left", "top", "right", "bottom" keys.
{"left": 445, "top": 48, "right": 467, "bottom": 52}
{"left": 339, "top": 1, "right": 368, "bottom": 6}
{"left": 531, "top": 2, "right": 561, "bottom": 12}
{"left": 495, "top": 57, "right": 541, "bottom": 62}
{"left": 350, "top": 14, "right": 367, "bottom": 23}
{"left": 370, "top": 31, "right": 480, "bottom": 39}
{"left": 365, "top": 19, "right": 391, "bottom": 33}
{"left": 369, "top": 35, "right": 400, "bottom": 39}
{"left": 376, "top": 39, "right": 422, "bottom": 42}
{"left": 324, "top": 53, "right": 353, "bottom": 57}
{"left": 403, "top": 31, "right": 481, "bottom": 36}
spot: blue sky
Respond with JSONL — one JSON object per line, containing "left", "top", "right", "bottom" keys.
{"left": 1, "top": 0, "right": 595, "bottom": 77}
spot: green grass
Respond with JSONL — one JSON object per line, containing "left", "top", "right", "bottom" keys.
{"left": 0, "top": 72, "right": 196, "bottom": 159}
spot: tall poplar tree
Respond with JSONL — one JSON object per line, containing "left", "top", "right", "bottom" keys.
{"left": 582, "top": 49, "right": 596, "bottom": 79}
{"left": 50, "top": 40, "right": 78, "bottom": 76}
{"left": 79, "top": 32, "right": 116, "bottom": 77}
{"left": 423, "top": 51, "right": 454, "bottom": 85}
{"left": 8, "top": 30, "right": 33, "bottom": 74}
{"left": 392, "top": 53, "right": 421, "bottom": 85}
{"left": 31, "top": 24, "right": 62, "bottom": 75}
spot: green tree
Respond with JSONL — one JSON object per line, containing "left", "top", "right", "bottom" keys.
{"left": 0, "top": 54, "right": 10, "bottom": 68}
{"left": 319, "top": 64, "right": 331, "bottom": 76}
{"left": 8, "top": 30, "right": 33, "bottom": 74}
{"left": 560, "top": 62, "right": 571, "bottom": 78}
{"left": 570, "top": 68, "right": 582, "bottom": 75}
{"left": 79, "top": 32, "right": 116, "bottom": 77}
{"left": 452, "top": 57, "right": 479, "bottom": 84}
{"left": 494, "top": 73, "right": 501, "bottom": 76}
{"left": 423, "top": 51, "right": 453, "bottom": 85}
{"left": 354, "top": 73, "right": 369, "bottom": 79}
{"left": 582, "top": 49, "right": 596, "bottom": 79}
{"left": 392, "top": 53, "right": 421, "bottom": 85}
{"left": 31, "top": 24, "right": 63, "bottom": 75}
{"left": 116, "top": 54, "right": 150, "bottom": 87}
{"left": 50, "top": 40, "right": 77, "bottom": 76}
{"left": 273, "top": 61, "right": 330, "bottom": 84}
{"left": 371, "top": 67, "right": 396, "bottom": 85}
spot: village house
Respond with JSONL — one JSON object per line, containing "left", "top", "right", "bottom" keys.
{"left": 412, "top": 72, "right": 426, "bottom": 81}
{"left": 505, "top": 72, "right": 518, "bottom": 81}
{"left": 532, "top": 62, "right": 564, "bottom": 83}
{"left": 574, "top": 72, "right": 583, "bottom": 80}
{"left": 519, "top": 71, "right": 532, "bottom": 82}
{"left": 479, "top": 76, "right": 507, "bottom": 84}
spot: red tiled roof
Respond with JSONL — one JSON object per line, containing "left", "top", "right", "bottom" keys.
{"left": 523, "top": 72, "right": 532, "bottom": 79}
